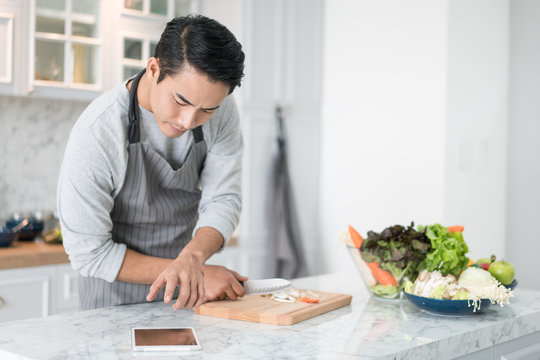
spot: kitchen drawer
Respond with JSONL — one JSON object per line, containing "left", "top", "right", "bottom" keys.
{"left": 53, "top": 263, "right": 79, "bottom": 313}
{"left": 0, "top": 266, "right": 55, "bottom": 322}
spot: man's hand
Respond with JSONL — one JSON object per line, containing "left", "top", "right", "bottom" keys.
{"left": 202, "top": 265, "right": 248, "bottom": 302}
{"left": 146, "top": 251, "right": 205, "bottom": 310}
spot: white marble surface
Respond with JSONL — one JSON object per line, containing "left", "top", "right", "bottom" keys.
{"left": 0, "top": 95, "right": 88, "bottom": 220}
{"left": 0, "top": 271, "right": 539, "bottom": 360}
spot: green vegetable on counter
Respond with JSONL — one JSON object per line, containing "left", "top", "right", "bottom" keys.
{"left": 403, "top": 280, "right": 414, "bottom": 294}
{"left": 371, "top": 284, "right": 400, "bottom": 297}
{"left": 418, "top": 223, "right": 469, "bottom": 276}
{"left": 360, "top": 222, "right": 431, "bottom": 284}
{"left": 431, "top": 284, "right": 446, "bottom": 299}
{"left": 453, "top": 291, "right": 469, "bottom": 300}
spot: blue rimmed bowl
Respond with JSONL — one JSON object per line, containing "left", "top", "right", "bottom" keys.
{"left": 404, "top": 292, "right": 492, "bottom": 315}
{"left": 6, "top": 218, "right": 44, "bottom": 241}
{"left": 0, "top": 227, "right": 19, "bottom": 247}
{"left": 504, "top": 278, "right": 518, "bottom": 291}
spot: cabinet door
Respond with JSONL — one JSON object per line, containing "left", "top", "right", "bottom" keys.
{"left": 0, "top": 266, "right": 54, "bottom": 323}
{"left": 116, "top": 0, "right": 198, "bottom": 84}
{"left": 0, "top": 12, "right": 13, "bottom": 84}
{"left": 29, "top": 0, "right": 103, "bottom": 100}
{"left": 0, "top": 0, "right": 27, "bottom": 96}
{"left": 52, "top": 263, "right": 79, "bottom": 313}
{"left": 122, "top": 0, "right": 195, "bottom": 19}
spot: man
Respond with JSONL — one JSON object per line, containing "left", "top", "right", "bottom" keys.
{"left": 57, "top": 15, "right": 246, "bottom": 310}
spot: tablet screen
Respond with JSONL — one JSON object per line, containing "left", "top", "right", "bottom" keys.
{"left": 132, "top": 327, "right": 200, "bottom": 350}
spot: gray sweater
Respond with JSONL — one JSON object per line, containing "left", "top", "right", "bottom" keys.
{"left": 57, "top": 81, "right": 243, "bottom": 282}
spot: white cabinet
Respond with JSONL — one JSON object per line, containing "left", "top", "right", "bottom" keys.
{"left": 29, "top": 0, "right": 103, "bottom": 99}
{"left": 113, "top": 0, "right": 199, "bottom": 86}
{"left": 0, "top": 263, "right": 79, "bottom": 323}
{"left": 237, "top": 0, "right": 323, "bottom": 278}
{"left": 0, "top": 0, "right": 28, "bottom": 95}
{"left": 0, "top": 0, "right": 197, "bottom": 100}
{"left": 0, "top": 12, "right": 13, "bottom": 83}
{"left": 456, "top": 331, "right": 540, "bottom": 360}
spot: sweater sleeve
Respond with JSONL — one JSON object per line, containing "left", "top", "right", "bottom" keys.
{"left": 57, "top": 102, "right": 128, "bottom": 283}
{"left": 193, "top": 96, "right": 243, "bottom": 249}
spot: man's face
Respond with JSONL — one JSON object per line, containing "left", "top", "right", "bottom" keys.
{"left": 148, "top": 63, "right": 229, "bottom": 138}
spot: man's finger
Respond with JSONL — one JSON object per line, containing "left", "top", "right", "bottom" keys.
{"left": 174, "top": 280, "right": 190, "bottom": 309}
{"left": 194, "top": 279, "right": 205, "bottom": 308}
{"left": 184, "top": 279, "right": 199, "bottom": 309}
{"left": 231, "top": 270, "right": 248, "bottom": 282}
{"left": 225, "top": 287, "right": 238, "bottom": 301}
{"left": 231, "top": 278, "right": 246, "bottom": 297}
{"left": 163, "top": 274, "right": 178, "bottom": 304}
{"left": 147, "top": 277, "right": 165, "bottom": 301}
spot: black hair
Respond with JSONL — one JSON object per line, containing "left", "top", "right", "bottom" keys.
{"left": 154, "top": 14, "right": 245, "bottom": 94}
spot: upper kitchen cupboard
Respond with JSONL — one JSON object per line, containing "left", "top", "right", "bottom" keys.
{"left": 0, "top": 0, "right": 26, "bottom": 95}
{"left": 0, "top": 0, "right": 199, "bottom": 100}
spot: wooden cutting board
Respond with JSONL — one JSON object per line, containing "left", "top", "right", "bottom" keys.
{"left": 194, "top": 289, "right": 352, "bottom": 325}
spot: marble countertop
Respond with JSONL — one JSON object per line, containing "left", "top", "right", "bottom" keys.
{"left": 0, "top": 271, "right": 539, "bottom": 359}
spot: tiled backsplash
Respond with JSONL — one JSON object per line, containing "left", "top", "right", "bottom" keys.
{"left": 0, "top": 96, "right": 89, "bottom": 220}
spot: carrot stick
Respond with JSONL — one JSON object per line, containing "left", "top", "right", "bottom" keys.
{"left": 447, "top": 225, "right": 465, "bottom": 233}
{"left": 348, "top": 225, "right": 364, "bottom": 248}
{"left": 300, "top": 297, "right": 319, "bottom": 303}
{"left": 366, "top": 262, "right": 397, "bottom": 286}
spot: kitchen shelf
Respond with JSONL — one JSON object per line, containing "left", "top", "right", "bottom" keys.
{"left": 0, "top": 241, "right": 68, "bottom": 270}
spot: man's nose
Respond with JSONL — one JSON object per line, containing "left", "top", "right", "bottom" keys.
{"left": 177, "top": 109, "right": 197, "bottom": 129}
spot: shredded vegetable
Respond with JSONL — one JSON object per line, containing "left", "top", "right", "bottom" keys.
{"left": 270, "top": 288, "right": 320, "bottom": 304}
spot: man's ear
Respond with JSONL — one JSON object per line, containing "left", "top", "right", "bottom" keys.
{"left": 146, "top": 57, "right": 160, "bottom": 82}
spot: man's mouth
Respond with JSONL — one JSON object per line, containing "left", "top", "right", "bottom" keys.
{"left": 169, "top": 123, "right": 186, "bottom": 135}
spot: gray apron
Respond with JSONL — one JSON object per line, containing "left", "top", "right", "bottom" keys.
{"left": 79, "top": 69, "right": 207, "bottom": 310}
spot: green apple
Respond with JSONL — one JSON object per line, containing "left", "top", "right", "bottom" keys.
{"left": 488, "top": 260, "right": 515, "bottom": 285}
{"left": 476, "top": 254, "right": 496, "bottom": 265}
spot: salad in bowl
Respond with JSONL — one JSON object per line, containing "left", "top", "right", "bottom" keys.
{"left": 342, "top": 223, "right": 471, "bottom": 299}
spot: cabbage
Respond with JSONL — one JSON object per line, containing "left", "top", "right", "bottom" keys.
{"left": 452, "top": 291, "right": 469, "bottom": 300}
{"left": 431, "top": 284, "right": 446, "bottom": 299}
{"left": 459, "top": 267, "right": 492, "bottom": 285}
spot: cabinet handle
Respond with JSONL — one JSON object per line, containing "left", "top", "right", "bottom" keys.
{"left": 0, "top": 296, "right": 4, "bottom": 308}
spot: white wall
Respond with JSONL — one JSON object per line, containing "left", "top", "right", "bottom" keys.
{"left": 507, "top": 0, "right": 540, "bottom": 290}
{"left": 445, "top": 0, "right": 509, "bottom": 262}
{"left": 320, "top": 0, "right": 448, "bottom": 273}
{"left": 201, "top": 0, "right": 324, "bottom": 278}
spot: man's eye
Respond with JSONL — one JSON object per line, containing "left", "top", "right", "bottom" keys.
{"left": 175, "top": 99, "right": 187, "bottom": 106}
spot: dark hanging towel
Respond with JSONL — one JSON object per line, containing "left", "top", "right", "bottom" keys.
{"left": 267, "top": 105, "right": 308, "bottom": 279}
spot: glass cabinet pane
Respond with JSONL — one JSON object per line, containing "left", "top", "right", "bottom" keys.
{"left": 35, "top": 40, "right": 64, "bottom": 82}
{"left": 150, "top": 0, "right": 168, "bottom": 15}
{"left": 150, "top": 41, "right": 157, "bottom": 58}
{"left": 174, "top": 0, "right": 192, "bottom": 16}
{"left": 72, "top": 0, "right": 98, "bottom": 15}
{"left": 72, "top": 43, "right": 97, "bottom": 84}
{"left": 72, "top": 0, "right": 99, "bottom": 38}
{"left": 36, "top": 0, "right": 66, "bottom": 34}
{"left": 124, "top": 0, "right": 143, "bottom": 11}
{"left": 123, "top": 67, "right": 141, "bottom": 80}
{"left": 36, "top": 0, "right": 65, "bottom": 12}
{"left": 124, "top": 39, "right": 142, "bottom": 60}
{"left": 0, "top": 17, "right": 11, "bottom": 81}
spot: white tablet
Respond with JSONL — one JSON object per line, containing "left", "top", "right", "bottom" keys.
{"left": 131, "top": 327, "right": 201, "bottom": 352}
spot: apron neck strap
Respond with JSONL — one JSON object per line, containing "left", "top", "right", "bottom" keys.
{"left": 192, "top": 126, "right": 204, "bottom": 143}
{"left": 128, "top": 69, "right": 146, "bottom": 144}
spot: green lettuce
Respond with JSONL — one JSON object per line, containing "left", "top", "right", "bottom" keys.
{"left": 418, "top": 223, "right": 469, "bottom": 275}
